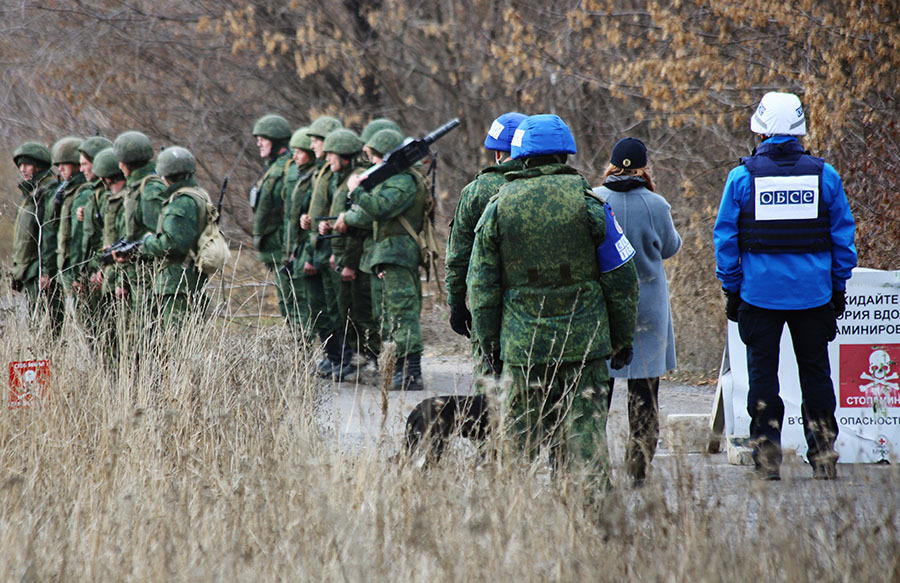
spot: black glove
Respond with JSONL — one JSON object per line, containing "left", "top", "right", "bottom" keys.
{"left": 725, "top": 290, "right": 742, "bottom": 322}
{"left": 831, "top": 290, "right": 846, "bottom": 319}
{"left": 485, "top": 350, "right": 503, "bottom": 376}
{"left": 11, "top": 279, "right": 23, "bottom": 292}
{"left": 449, "top": 303, "right": 472, "bottom": 337}
{"left": 609, "top": 346, "right": 634, "bottom": 370}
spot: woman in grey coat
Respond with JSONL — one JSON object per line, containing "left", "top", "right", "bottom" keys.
{"left": 594, "top": 137, "right": 681, "bottom": 486}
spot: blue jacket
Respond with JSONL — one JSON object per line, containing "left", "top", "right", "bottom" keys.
{"left": 714, "top": 136, "right": 857, "bottom": 310}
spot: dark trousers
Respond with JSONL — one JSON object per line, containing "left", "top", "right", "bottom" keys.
{"left": 608, "top": 377, "right": 660, "bottom": 481}
{"left": 737, "top": 303, "right": 838, "bottom": 466}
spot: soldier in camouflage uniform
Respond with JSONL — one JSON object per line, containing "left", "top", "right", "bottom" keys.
{"left": 318, "top": 129, "right": 380, "bottom": 375}
{"left": 65, "top": 136, "right": 112, "bottom": 302}
{"left": 468, "top": 114, "right": 639, "bottom": 487}
{"left": 110, "top": 131, "right": 167, "bottom": 316}
{"left": 446, "top": 112, "right": 527, "bottom": 376}
{"left": 88, "top": 147, "right": 126, "bottom": 351}
{"left": 52, "top": 136, "right": 87, "bottom": 301}
{"left": 136, "top": 147, "right": 211, "bottom": 327}
{"left": 249, "top": 114, "right": 294, "bottom": 320}
{"left": 302, "top": 116, "right": 353, "bottom": 378}
{"left": 345, "top": 128, "right": 428, "bottom": 390}
{"left": 351, "top": 118, "right": 403, "bottom": 338}
{"left": 279, "top": 126, "right": 317, "bottom": 338}
{"left": 10, "top": 141, "right": 59, "bottom": 320}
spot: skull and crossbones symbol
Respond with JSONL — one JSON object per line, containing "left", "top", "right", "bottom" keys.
{"left": 859, "top": 349, "right": 899, "bottom": 399}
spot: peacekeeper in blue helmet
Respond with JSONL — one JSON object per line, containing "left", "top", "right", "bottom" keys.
{"left": 714, "top": 91, "right": 857, "bottom": 481}
{"left": 445, "top": 112, "right": 527, "bottom": 376}
{"left": 468, "top": 114, "right": 639, "bottom": 490}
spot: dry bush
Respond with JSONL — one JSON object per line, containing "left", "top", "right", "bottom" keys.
{"left": 1, "top": 290, "right": 900, "bottom": 581}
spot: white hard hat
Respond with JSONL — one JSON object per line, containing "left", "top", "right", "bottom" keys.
{"left": 750, "top": 92, "right": 806, "bottom": 136}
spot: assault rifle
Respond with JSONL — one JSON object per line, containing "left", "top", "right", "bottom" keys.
{"left": 99, "top": 238, "right": 142, "bottom": 265}
{"left": 355, "top": 118, "right": 460, "bottom": 192}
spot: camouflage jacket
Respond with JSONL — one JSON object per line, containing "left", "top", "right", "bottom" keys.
{"left": 304, "top": 160, "right": 335, "bottom": 268}
{"left": 81, "top": 181, "right": 108, "bottom": 276}
{"left": 56, "top": 174, "right": 91, "bottom": 288}
{"left": 468, "top": 159, "right": 638, "bottom": 366}
{"left": 11, "top": 168, "right": 58, "bottom": 284}
{"left": 141, "top": 178, "right": 209, "bottom": 295}
{"left": 101, "top": 184, "right": 128, "bottom": 294}
{"left": 119, "top": 162, "right": 166, "bottom": 293}
{"left": 350, "top": 169, "right": 426, "bottom": 272}
{"left": 445, "top": 158, "right": 523, "bottom": 306}
{"left": 283, "top": 159, "right": 317, "bottom": 276}
{"left": 251, "top": 149, "right": 291, "bottom": 265}
{"left": 327, "top": 161, "right": 366, "bottom": 270}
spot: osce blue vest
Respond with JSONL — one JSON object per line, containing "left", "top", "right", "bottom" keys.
{"left": 738, "top": 140, "right": 831, "bottom": 254}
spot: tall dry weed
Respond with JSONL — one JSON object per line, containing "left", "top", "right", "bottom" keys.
{"left": 0, "top": 285, "right": 898, "bottom": 582}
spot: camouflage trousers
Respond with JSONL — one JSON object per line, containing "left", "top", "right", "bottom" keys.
{"left": 304, "top": 270, "right": 338, "bottom": 343}
{"left": 377, "top": 264, "right": 422, "bottom": 358}
{"left": 504, "top": 358, "right": 611, "bottom": 489}
{"left": 276, "top": 268, "right": 309, "bottom": 340}
{"left": 337, "top": 269, "right": 380, "bottom": 358}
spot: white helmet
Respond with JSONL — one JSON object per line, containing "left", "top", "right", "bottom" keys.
{"left": 750, "top": 92, "right": 806, "bottom": 136}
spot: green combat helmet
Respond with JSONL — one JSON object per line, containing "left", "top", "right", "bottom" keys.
{"left": 360, "top": 118, "right": 401, "bottom": 144}
{"left": 12, "top": 141, "right": 52, "bottom": 168}
{"left": 366, "top": 129, "right": 404, "bottom": 158}
{"left": 78, "top": 136, "right": 114, "bottom": 161}
{"left": 51, "top": 136, "right": 84, "bottom": 165}
{"left": 92, "top": 147, "right": 124, "bottom": 179}
{"left": 113, "top": 131, "right": 154, "bottom": 164}
{"left": 157, "top": 146, "right": 196, "bottom": 178}
{"left": 252, "top": 114, "right": 292, "bottom": 141}
{"left": 323, "top": 129, "right": 363, "bottom": 156}
{"left": 307, "top": 116, "right": 343, "bottom": 139}
{"left": 289, "top": 127, "right": 313, "bottom": 151}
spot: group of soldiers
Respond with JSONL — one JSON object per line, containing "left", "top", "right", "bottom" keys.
{"left": 10, "top": 132, "right": 216, "bottom": 346}
{"left": 248, "top": 114, "right": 431, "bottom": 391}
{"left": 10, "top": 111, "right": 639, "bottom": 486}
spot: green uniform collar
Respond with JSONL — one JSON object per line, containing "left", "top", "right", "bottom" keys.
{"left": 126, "top": 161, "right": 157, "bottom": 186}
{"left": 163, "top": 176, "right": 199, "bottom": 197}
{"left": 505, "top": 159, "right": 579, "bottom": 181}
{"left": 17, "top": 167, "right": 55, "bottom": 197}
{"left": 478, "top": 157, "right": 523, "bottom": 177}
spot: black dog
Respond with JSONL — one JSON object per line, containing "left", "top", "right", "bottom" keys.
{"left": 405, "top": 394, "right": 491, "bottom": 465}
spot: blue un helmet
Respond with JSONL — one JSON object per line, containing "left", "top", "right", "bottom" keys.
{"left": 510, "top": 114, "right": 577, "bottom": 160}
{"left": 483, "top": 112, "right": 527, "bottom": 152}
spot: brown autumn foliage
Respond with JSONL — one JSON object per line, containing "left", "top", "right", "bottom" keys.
{"left": 1, "top": 0, "right": 898, "bottom": 373}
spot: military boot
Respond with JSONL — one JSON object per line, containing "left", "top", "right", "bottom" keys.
{"left": 318, "top": 333, "right": 356, "bottom": 380}
{"left": 391, "top": 352, "right": 424, "bottom": 391}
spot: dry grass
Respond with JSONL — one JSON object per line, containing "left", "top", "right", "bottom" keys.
{"left": 1, "top": 286, "right": 899, "bottom": 582}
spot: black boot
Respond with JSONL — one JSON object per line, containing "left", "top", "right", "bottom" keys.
{"left": 319, "top": 333, "right": 356, "bottom": 381}
{"left": 392, "top": 352, "right": 424, "bottom": 391}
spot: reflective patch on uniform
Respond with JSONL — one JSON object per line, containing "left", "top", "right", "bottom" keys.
{"left": 249, "top": 185, "right": 259, "bottom": 209}
{"left": 511, "top": 128, "right": 525, "bottom": 148}
{"left": 754, "top": 174, "right": 819, "bottom": 221}
{"left": 488, "top": 120, "right": 505, "bottom": 140}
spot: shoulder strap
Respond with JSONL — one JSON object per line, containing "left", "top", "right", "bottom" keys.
{"left": 139, "top": 174, "right": 164, "bottom": 199}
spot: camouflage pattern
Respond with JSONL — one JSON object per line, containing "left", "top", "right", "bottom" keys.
{"left": 468, "top": 160, "right": 638, "bottom": 365}
{"left": 11, "top": 168, "right": 58, "bottom": 286}
{"left": 349, "top": 168, "right": 428, "bottom": 357}
{"left": 55, "top": 172, "right": 89, "bottom": 290}
{"left": 251, "top": 150, "right": 291, "bottom": 266}
{"left": 301, "top": 160, "right": 340, "bottom": 343}
{"left": 468, "top": 158, "right": 639, "bottom": 484}
{"left": 445, "top": 158, "right": 524, "bottom": 306}
{"left": 505, "top": 359, "right": 612, "bottom": 488}
{"left": 141, "top": 178, "right": 210, "bottom": 325}
{"left": 101, "top": 183, "right": 127, "bottom": 296}
{"left": 121, "top": 161, "right": 167, "bottom": 308}
{"left": 328, "top": 161, "right": 379, "bottom": 358}
{"left": 51, "top": 137, "right": 83, "bottom": 165}
{"left": 278, "top": 157, "right": 315, "bottom": 335}
{"left": 252, "top": 114, "right": 292, "bottom": 140}
{"left": 13, "top": 142, "right": 51, "bottom": 167}
{"left": 58, "top": 175, "right": 97, "bottom": 290}
{"left": 360, "top": 118, "right": 401, "bottom": 144}
{"left": 113, "top": 131, "right": 154, "bottom": 165}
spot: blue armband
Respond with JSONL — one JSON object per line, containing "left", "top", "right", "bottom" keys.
{"left": 596, "top": 205, "right": 635, "bottom": 273}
